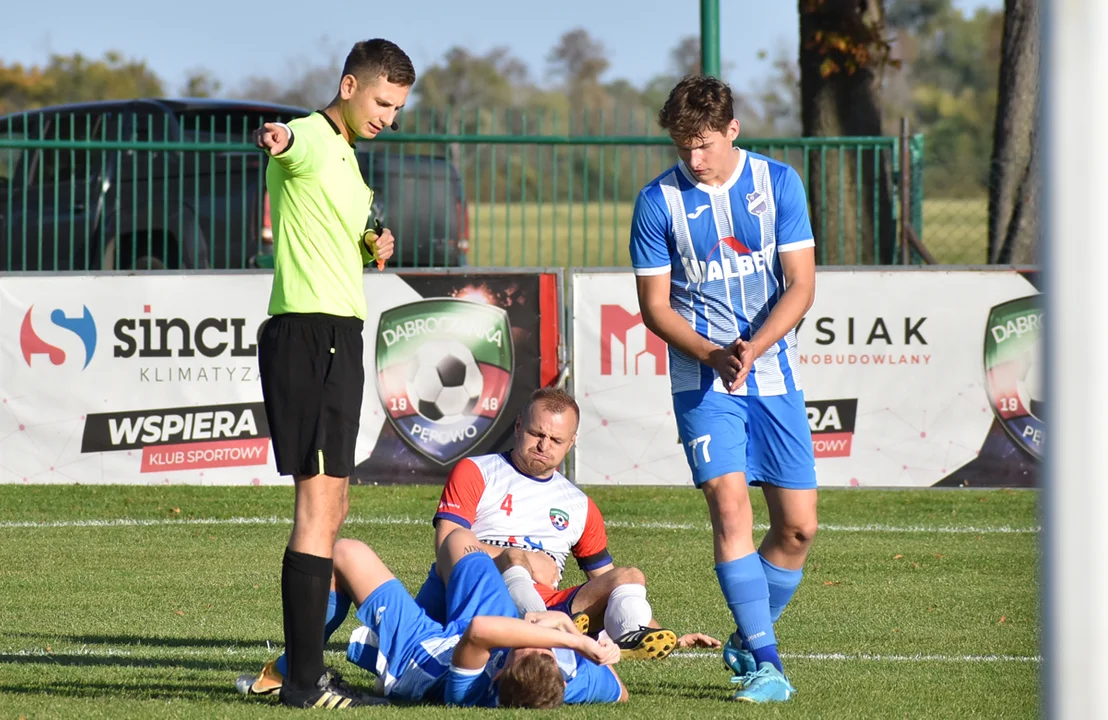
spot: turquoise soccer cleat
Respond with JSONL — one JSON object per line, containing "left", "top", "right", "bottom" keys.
{"left": 730, "top": 662, "right": 796, "bottom": 703}
{"left": 722, "top": 632, "right": 757, "bottom": 685}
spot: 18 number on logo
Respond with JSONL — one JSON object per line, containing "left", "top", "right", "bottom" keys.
{"left": 687, "top": 434, "right": 712, "bottom": 468}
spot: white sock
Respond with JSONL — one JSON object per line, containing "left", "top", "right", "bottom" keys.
{"left": 502, "top": 565, "right": 547, "bottom": 615}
{"left": 604, "top": 584, "right": 653, "bottom": 640}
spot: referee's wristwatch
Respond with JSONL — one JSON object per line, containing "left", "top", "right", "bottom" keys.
{"left": 362, "top": 216, "right": 384, "bottom": 262}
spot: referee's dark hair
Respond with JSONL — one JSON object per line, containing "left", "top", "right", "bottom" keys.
{"left": 343, "top": 39, "right": 416, "bottom": 87}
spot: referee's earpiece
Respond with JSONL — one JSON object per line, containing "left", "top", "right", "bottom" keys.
{"left": 390, "top": 121, "right": 399, "bottom": 131}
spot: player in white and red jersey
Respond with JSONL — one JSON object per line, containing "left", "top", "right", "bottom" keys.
{"left": 413, "top": 388, "right": 720, "bottom": 660}
{"left": 435, "top": 452, "right": 609, "bottom": 590}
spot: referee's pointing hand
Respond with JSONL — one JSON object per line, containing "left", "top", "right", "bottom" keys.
{"left": 253, "top": 122, "right": 290, "bottom": 155}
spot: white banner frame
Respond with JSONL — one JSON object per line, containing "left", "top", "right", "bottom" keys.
{"left": 567, "top": 265, "right": 1041, "bottom": 489}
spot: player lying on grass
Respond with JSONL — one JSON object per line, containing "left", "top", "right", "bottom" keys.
{"left": 237, "top": 526, "right": 628, "bottom": 708}
{"left": 414, "top": 388, "right": 721, "bottom": 660}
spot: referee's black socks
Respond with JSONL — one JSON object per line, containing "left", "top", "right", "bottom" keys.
{"left": 281, "top": 548, "right": 334, "bottom": 690}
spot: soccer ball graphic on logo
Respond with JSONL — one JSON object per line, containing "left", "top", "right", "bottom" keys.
{"left": 405, "top": 340, "right": 484, "bottom": 425}
{"left": 1015, "top": 344, "right": 1043, "bottom": 415}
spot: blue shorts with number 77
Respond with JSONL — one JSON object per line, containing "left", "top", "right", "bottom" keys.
{"left": 673, "top": 388, "right": 817, "bottom": 489}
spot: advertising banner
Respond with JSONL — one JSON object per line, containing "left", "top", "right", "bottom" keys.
{"left": 0, "top": 271, "right": 559, "bottom": 485}
{"left": 570, "top": 269, "right": 1042, "bottom": 488}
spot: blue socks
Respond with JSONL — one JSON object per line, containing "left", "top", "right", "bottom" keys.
{"left": 324, "top": 590, "right": 353, "bottom": 642}
{"left": 715, "top": 553, "right": 782, "bottom": 672}
{"left": 276, "top": 590, "right": 352, "bottom": 677}
{"left": 759, "top": 553, "right": 804, "bottom": 623}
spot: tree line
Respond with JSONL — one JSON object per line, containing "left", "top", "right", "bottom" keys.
{"left": 0, "top": 0, "right": 1036, "bottom": 263}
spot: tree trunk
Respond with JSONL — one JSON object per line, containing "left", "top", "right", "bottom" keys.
{"left": 988, "top": 0, "right": 1040, "bottom": 265}
{"left": 799, "top": 0, "right": 896, "bottom": 264}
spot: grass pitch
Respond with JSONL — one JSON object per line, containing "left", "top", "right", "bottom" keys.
{"left": 0, "top": 484, "right": 1039, "bottom": 718}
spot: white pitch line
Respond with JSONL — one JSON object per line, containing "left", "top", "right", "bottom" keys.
{"left": 0, "top": 515, "right": 1040, "bottom": 534}
{"left": 1, "top": 645, "right": 272, "bottom": 659}
{"left": 671, "top": 651, "right": 1041, "bottom": 663}
{"left": 0, "top": 515, "right": 412, "bottom": 530}
{"left": 606, "top": 520, "right": 1040, "bottom": 535}
{"left": 2, "top": 645, "right": 1040, "bottom": 664}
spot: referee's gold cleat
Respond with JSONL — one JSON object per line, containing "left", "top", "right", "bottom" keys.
{"left": 615, "top": 626, "right": 678, "bottom": 660}
{"left": 571, "top": 611, "right": 590, "bottom": 635}
{"left": 235, "top": 658, "right": 283, "bottom": 696}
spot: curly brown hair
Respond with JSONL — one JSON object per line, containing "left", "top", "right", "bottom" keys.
{"left": 657, "top": 75, "right": 735, "bottom": 146}
{"left": 497, "top": 651, "right": 565, "bottom": 709}
{"left": 342, "top": 39, "right": 416, "bottom": 87}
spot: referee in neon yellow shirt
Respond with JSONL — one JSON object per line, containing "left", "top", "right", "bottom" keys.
{"left": 251, "top": 38, "right": 414, "bottom": 709}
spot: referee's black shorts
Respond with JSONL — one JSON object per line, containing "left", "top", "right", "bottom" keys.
{"left": 257, "top": 313, "right": 365, "bottom": 479}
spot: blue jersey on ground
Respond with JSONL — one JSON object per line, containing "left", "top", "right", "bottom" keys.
{"left": 629, "top": 149, "right": 815, "bottom": 397}
{"left": 345, "top": 552, "right": 621, "bottom": 706}
{"left": 412, "top": 561, "right": 621, "bottom": 706}
{"left": 345, "top": 552, "right": 509, "bottom": 704}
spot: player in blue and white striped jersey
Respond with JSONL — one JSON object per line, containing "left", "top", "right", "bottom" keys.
{"left": 238, "top": 527, "right": 626, "bottom": 709}
{"left": 629, "top": 75, "right": 820, "bottom": 704}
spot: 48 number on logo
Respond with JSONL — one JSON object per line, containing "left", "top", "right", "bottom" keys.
{"left": 391, "top": 396, "right": 497, "bottom": 412}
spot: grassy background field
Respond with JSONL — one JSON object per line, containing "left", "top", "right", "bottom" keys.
{"left": 463, "top": 198, "right": 988, "bottom": 269}
{"left": 0, "top": 484, "right": 1039, "bottom": 719}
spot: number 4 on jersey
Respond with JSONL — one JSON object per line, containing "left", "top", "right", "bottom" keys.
{"left": 500, "top": 494, "right": 514, "bottom": 516}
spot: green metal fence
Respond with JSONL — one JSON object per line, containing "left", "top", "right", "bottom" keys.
{"left": 0, "top": 107, "right": 934, "bottom": 272}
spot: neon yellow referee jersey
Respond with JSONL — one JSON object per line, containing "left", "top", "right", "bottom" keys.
{"left": 265, "top": 111, "right": 374, "bottom": 321}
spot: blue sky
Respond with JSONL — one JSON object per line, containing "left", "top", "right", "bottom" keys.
{"left": 2, "top": 0, "right": 1001, "bottom": 98}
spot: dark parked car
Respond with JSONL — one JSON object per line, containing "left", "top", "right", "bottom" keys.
{"left": 0, "top": 98, "right": 469, "bottom": 271}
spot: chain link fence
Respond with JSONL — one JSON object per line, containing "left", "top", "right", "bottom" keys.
{"left": 0, "top": 103, "right": 1016, "bottom": 271}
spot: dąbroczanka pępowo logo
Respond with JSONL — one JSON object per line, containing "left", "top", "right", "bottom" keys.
{"left": 375, "top": 299, "right": 515, "bottom": 465}
{"left": 983, "top": 295, "right": 1043, "bottom": 461}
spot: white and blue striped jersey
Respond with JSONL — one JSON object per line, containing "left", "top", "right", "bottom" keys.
{"left": 345, "top": 579, "right": 622, "bottom": 707}
{"left": 629, "top": 149, "right": 815, "bottom": 397}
